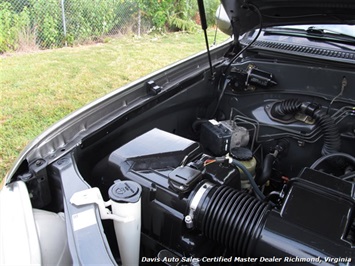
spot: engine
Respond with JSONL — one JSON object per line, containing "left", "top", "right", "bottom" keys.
{"left": 101, "top": 102, "right": 355, "bottom": 265}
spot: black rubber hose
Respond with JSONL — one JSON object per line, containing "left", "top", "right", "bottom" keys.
{"left": 256, "top": 153, "right": 275, "bottom": 185}
{"left": 196, "top": 186, "right": 270, "bottom": 256}
{"left": 271, "top": 99, "right": 302, "bottom": 117}
{"left": 310, "top": 152, "right": 355, "bottom": 169}
{"left": 271, "top": 99, "right": 341, "bottom": 156}
{"left": 312, "top": 108, "right": 341, "bottom": 155}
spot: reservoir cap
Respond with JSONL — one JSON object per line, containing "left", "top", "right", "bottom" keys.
{"left": 231, "top": 147, "right": 253, "bottom": 161}
{"left": 109, "top": 180, "right": 142, "bottom": 203}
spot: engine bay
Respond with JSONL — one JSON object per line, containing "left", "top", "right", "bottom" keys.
{"left": 79, "top": 60, "right": 355, "bottom": 264}
{"left": 13, "top": 56, "right": 355, "bottom": 264}
{"left": 90, "top": 109, "right": 355, "bottom": 264}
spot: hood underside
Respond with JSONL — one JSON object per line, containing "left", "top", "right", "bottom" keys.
{"left": 221, "top": 0, "right": 355, "bottom": 37}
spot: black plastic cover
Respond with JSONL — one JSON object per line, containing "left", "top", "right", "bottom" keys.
{"left": 168, "top": 166, "right": 202, "bottom": 192}
{"left": 254, "top": 168, "right": 355, "bottom": 262}
{"left": 109, "top": 128, "right": 200, "bottom": 174}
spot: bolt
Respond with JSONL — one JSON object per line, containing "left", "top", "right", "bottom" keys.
{"left": 185, "top": 215, "right": 193, "bottom": 229}
{"left": 35, "top": 160, "right": 43, "bottom": 166}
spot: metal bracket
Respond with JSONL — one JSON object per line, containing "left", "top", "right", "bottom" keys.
{"left": 70, "top": 187, "right": 134, "bottom": 223}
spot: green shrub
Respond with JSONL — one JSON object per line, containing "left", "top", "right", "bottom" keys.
{"left": 0, "top": 2, "right": 31, "bottom": 52}
{"left": 29, "top": 0, "right": 63, "bottom": 48}
{"left": 138, "top": 0, "right": 218, "bottom": 32}
{"left": 64, "top": 0, "right": 138, "bottom": 44}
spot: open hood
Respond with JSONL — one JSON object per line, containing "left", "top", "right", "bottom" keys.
{"left": 220, "top": 0, "right": 355, "bottom": 38}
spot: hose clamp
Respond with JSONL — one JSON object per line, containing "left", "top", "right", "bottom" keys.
{"left": 185, "top": 181, "right": 214, "bottom": 228}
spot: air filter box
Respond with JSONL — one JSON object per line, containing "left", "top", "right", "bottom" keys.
{"left": 108, "top": 128, "right": 215, "bottom": 255}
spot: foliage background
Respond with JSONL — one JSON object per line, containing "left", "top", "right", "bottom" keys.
{"left": 0, "top": 0, "right": 220, "bottom": 53}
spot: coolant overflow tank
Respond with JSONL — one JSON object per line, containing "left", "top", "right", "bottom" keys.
{"left": 108, "top": 180, "right": 142, "bottom": 266}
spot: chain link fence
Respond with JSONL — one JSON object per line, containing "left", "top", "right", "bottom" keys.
{"left": 1, "top": 0, "right": 219, "bottom": 53}
{"left": 0, "top": 0, "right": 152, "bottom": 52}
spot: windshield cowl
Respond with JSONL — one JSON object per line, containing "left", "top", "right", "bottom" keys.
{"left": 267, "top": 25, "right": 355, "bottom": 43}
{"left": 240, "top": 27, "right": 355, "bottom": 64}
{"left": 245, "top": 25, "right": 355, "bottom": 51}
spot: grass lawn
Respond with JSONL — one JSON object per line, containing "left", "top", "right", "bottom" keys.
{"left": 0, "top": 29, "right": 229, "bottom": 181}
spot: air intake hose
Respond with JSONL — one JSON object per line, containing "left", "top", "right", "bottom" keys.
{"left": 193, "top": 184, "right": 270, "bottom": 256}
{"left": 190, "top": 181, "right": 354, "bottom": 262}
{"left": 271, "top": 99, "right": 340, "bottom": 155}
